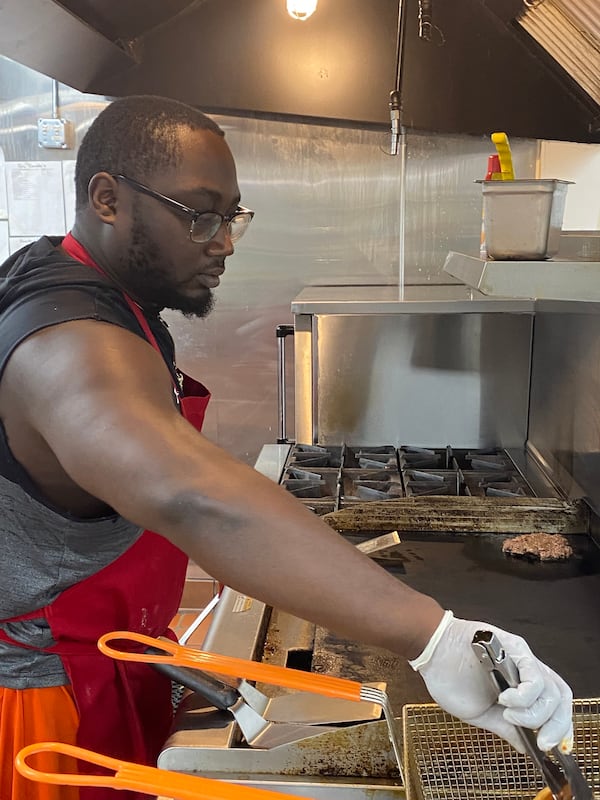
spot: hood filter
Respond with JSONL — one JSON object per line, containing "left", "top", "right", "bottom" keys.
{"left": 517, "top": 0, "right": 600, "bottom": 107}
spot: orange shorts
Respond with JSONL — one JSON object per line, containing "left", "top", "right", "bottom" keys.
{"left": 0, "top": 684, "right": 80, "bottom": 800}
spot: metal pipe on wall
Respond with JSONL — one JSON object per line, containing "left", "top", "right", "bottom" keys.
{"left": 389, "top": 0, "right": 408, "bottom": 291}
{"left": 51, "top": 78, "right": 59, "bottom": 119}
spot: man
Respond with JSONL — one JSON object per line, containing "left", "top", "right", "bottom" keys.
{"left": 0, "top": 96, "right": 571, "bottom": 799}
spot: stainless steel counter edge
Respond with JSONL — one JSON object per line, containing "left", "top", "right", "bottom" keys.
{"left": 444, "top": 251, "right": 600, "bottom": 304}
{"left": 291, "top": 284, "right": 535, "bottom": 314}
{"left": 159, "top": 778, "right": 403, "bottom": 800}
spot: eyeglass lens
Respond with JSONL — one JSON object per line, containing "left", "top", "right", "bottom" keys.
{"left": 190, "top": 212, "right": 252, "bottom": 244}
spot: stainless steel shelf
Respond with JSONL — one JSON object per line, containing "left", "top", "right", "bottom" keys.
{"left": 444, "top": 251, "right": 600, "bottom": 302}
{"left": 291, "top": 284, "right": 535, "bottom": 314}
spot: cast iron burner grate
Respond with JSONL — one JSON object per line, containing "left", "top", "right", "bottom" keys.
{"left": 281, "top": 444, "right": 535, "bottom": 511}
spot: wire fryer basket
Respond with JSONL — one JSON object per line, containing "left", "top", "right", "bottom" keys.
{"left": 403, "top": 700, "right": 600, "bottom": 800}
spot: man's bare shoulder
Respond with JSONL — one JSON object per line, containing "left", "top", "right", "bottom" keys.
{"left": 0, "top": 318, "right": 182, "bottom": 515}
{"left": 2, "top": 318, "right": 173, "bottom": 407}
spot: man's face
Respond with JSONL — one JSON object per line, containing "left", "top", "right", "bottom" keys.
{"left": 117, "top": 127, "right": 241, "bottom": 317}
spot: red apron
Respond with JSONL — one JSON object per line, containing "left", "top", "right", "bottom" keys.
{"left": 0, "top": 234, "right": 211, "bottom": 798}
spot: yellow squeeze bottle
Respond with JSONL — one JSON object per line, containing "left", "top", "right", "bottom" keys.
{"left": 491, "top": 132, "right": 515, "bottom": 181}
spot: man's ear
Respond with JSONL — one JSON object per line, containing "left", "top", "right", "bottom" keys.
{"left": 87, "top": 172, "right": 119, "bottom": 224}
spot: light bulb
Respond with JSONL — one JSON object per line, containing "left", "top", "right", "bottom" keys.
{"left": 287, "top": 0, "right": 318, "bottom": 21}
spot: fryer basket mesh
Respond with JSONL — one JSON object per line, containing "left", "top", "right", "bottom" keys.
{"left": 403, "top": 700, "right": 600, "bottom": 800}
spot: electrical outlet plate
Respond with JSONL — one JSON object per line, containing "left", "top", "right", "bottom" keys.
{"left": 37, "top": 118, "right": 74, "bottom": 150}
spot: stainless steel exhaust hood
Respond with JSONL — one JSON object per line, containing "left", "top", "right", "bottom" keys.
{"left": 0, "top": 0, "right": 598, "bottom": 142}
{"left": 516, "top": 0, "right": 600, "bottom": 107}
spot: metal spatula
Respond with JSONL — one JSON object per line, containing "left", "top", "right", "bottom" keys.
{"left": 146, "top": 646, "right": 337, "bottom": 748}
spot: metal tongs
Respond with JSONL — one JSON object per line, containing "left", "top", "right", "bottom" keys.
{"left": 472, "top": 630, "right": 592, "bottom": 800}
{"left": 98, "top": 631, "right": 404, "bottom": 778}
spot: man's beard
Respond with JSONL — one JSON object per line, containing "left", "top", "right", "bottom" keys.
{"left": 120, "top": 207, "right": 215, "bottom": 319}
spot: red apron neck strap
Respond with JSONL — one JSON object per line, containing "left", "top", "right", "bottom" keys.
{"left": 61, "top": 232, "right": 165, "bottom": 360}
{"left": 62, "top": 232, "right": 99, "bottom": 270}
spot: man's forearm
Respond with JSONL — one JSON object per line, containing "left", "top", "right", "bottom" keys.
{"left": 152, "top": 474, "right": 445, "bottom": 661}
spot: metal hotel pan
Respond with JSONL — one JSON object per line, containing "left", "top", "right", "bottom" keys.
{"left": 15, "top": 741, "right": 318, "bottom": 799}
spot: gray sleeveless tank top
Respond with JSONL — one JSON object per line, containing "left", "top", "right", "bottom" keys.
{"left": 0, "top": 238, "right": 164, "bottom": 687}
{"left": 0, "top": 471, "right": 141, "bottom": 687}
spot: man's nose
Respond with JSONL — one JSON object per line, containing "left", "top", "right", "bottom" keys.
{"left": 206, "top": 222, "right": 235, "bottom": 257}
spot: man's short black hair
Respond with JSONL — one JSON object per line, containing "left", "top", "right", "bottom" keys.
{"left": 74, "top": 95, "right": 224, "bottom": 210}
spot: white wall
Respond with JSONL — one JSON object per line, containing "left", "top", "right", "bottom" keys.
{"left": 539, "top": 141, "right": 600, "bottom": 231}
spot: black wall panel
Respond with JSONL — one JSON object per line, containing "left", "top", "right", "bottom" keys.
{"left": 96, "top": 0, "right": 400, "bottom": 127}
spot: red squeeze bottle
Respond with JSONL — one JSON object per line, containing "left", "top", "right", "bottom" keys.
{"left": 485, "top": 154, "right": 502, "bottom": 181}
{"left": 480, "top": 154, "right": 503, "bottom": 258}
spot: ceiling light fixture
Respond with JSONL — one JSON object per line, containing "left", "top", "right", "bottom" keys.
{"left": 287, "top": 0, "right": 318, "bottom": 21}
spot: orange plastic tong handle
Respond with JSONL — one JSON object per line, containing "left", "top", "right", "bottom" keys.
{"left": 98, "top": 630, "right": 364, "bottom": 701}
{"left": 16, "top": 741, "right": 316, "bottom": 800}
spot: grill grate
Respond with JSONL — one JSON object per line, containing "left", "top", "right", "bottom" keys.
{"left": 403, "top": 700, "right": 600, "bottom": 800}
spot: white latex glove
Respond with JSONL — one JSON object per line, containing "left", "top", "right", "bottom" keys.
{"left": 409, "top": 611, "right": 573, "bottom": 753}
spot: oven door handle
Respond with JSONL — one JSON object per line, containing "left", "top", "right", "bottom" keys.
{"left": 276, "top": 324, "right": 295, "bottom": 444}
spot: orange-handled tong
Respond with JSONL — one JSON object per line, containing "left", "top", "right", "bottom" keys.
{"left": 15, "top": 741, "right": 316, "bottom": 799}
{"left": 99, "top": 631, "right": 364, "bottom": 700}
{"left": 98, "top": 630, "right": 404, "bottom": 777}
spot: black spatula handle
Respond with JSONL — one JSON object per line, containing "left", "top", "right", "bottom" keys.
{"left": 145, "top": 646, "right": 240, "bottom": 710}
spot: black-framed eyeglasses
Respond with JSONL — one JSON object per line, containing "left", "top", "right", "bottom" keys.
{"left": 113, "top": 174, "right": 254, "bottom": 244}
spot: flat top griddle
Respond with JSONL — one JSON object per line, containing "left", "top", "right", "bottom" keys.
{"left": 310, "top": 532, "right": 600, "bottom": 710}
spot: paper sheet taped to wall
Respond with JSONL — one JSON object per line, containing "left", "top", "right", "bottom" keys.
{"left": 5, "top": 161, "right": 66, "bottom": 236}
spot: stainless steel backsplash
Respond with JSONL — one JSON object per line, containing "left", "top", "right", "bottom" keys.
{"left": 307, "top": 310, "right": 533, "bottom": 449}
{"left": 0, "top": 56, "right": 538, "bottom": 463}
{"left": 529, "top": 300, "right": 600, "bottom": 512}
